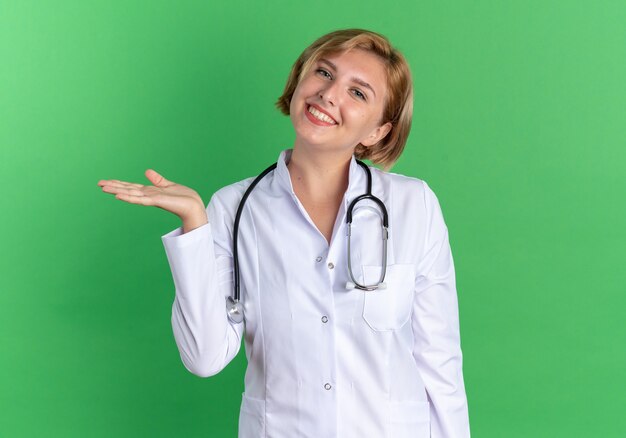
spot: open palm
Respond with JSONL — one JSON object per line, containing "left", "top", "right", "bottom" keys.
{"left": 97, "top": 169, "right": 205, "bottom": 220}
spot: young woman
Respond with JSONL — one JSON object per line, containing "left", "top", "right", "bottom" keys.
{"left": 98, "top": 29, "right": 470, "bottom": 438}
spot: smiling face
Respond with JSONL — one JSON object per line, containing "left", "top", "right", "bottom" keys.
{"left": 289, "top": 48, "right": 392, "bottom": 157}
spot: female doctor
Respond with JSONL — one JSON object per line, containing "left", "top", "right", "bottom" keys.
{"left": 98, "top": 29, "right": 470, "bottom": 437}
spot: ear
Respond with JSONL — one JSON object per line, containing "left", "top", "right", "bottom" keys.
{"left": 361, "top": 122, "right": 392, "bottom": 147}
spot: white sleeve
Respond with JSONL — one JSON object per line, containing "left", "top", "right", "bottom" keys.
{"left": 161, "top": 192, "right": 243, "bottom": 378}
{"left": 411, "top": 181, "right": 471, "bottom": 437}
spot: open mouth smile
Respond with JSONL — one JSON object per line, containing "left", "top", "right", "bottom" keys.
{"left": 306, "top": 104, "right": 337, "bottom": 125}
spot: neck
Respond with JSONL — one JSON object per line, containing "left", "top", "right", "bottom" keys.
{"left": 286, "top": 147, "right": 352, "bottom": 203}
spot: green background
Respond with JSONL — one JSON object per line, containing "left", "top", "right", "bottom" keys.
{"left": 1, "top": 0, "right": 625, "bottom": 436}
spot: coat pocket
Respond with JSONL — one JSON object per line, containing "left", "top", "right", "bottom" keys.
{"left": 238, "top": 393, "right": 265, "bottom": 438}
{"left": 389, "top": 399, "right": 431, "bottom": 437}
{"left": 361, "top": 264, "right": 415, "bottom": 331}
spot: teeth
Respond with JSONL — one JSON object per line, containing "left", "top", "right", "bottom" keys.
{"left": 308, "top": 106, "right": 336, "bottom": 124}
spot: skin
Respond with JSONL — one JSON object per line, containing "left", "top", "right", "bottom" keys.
{"left": 97, "top": 170, "right": 208, "bottom": 233}
{"left": 97, "top": 48, "right": 391, "bottom": 240}
{"left": 287, "top": 48, "right": 392, "bottom": 243}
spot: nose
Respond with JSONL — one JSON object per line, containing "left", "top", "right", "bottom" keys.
{"left": 319, "top": 90, "right": 335, "bottom": 106}
{"left": 319, "top": 81, "right": 339, "bottom": 106}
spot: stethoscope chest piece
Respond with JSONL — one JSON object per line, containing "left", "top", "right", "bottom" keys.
{"left": 226, "top": 296, "right": 244, "bottom": 324}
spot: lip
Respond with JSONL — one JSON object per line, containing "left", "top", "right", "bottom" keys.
{"left": 305, "top": 103, "right": 338, "bottom": 126}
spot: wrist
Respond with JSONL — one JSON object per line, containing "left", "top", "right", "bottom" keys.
{"left": 182, "top": 204, "right": 208, "bottom": 233}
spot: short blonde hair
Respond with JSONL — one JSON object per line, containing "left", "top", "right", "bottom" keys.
{"left": 276, "top": 29, "right": 413, "bottom": 171}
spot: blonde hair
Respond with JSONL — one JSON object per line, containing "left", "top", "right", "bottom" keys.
{"left": 276, "top": 29, "right": 413, "bottom": 171}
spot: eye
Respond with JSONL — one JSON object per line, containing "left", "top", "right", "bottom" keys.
{"left": 316, "top": 68, "right": 332, "bottom": 79}
{"left": 352, "top": 88, "right": 367, "bottom": 101}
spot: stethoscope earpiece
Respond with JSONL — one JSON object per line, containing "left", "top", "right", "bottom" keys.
{"left": 345, "top": 281, "right": 387, "bottom": 291}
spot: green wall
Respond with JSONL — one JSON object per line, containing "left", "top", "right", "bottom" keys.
{"left": 1, "top": 1, "right": 625, "bottom": 436}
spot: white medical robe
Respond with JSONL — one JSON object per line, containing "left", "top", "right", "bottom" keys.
{"left": 161, "top": 149, "right": 470, "bottom": 437}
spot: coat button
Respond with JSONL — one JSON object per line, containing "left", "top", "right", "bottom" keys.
{"left": 321, "top": 316, "right": 328, "bottom": 323}
{"left": 316, "top": 256, "right": 323, "bottom": 263}
{"left": 324, "top": 383, "right": 332, "bottom": 390}
{"left": 327, "top": 262, "right": 334, "bottom": 270}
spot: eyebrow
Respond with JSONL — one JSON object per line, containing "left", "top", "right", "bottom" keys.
{"left": 318, "top": 58, "right": 377, "bottom": 98}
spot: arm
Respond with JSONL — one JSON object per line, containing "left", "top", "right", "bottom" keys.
{"left": 162, "top": 192, "right": 243, "bottom": 377}
{"left": 98, "top": 170, "right": 242, "bottom": 376}
{"left": 411, "top": 181, "right": 471, "bottom": 437}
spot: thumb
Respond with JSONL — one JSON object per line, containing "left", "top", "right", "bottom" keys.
{"left": 145, "top": 169, "right": 171, "bottom": 187}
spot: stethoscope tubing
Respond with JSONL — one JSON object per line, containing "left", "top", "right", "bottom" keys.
{"left": 228, "top": 159, "right": 388, "bottom": 324}
{"left": 232, "top": 163, "right": 277, "bottom": 303}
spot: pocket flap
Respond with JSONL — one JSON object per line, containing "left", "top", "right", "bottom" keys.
{"left": 362, "top": 264, "right": 415, "bottom": 331}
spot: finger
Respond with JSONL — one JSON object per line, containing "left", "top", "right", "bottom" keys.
{"left": 145, "top": 169, "right": 171, "bottom": 187}
{"left": 114, "top": 193, "right": 157, "bottom": 206}
{"left": 108, "top": 182, "right": 145, "bottom": 189}
{"left": 101, "top": 185, "right": 146, "bottom": 197}
{"left": 99, "top": 180, "right": 144, "bottom": 189}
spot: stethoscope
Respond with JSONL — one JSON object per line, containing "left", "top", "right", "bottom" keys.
{"left": 226, "top": 160, "right": 389, "bottom": 324}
